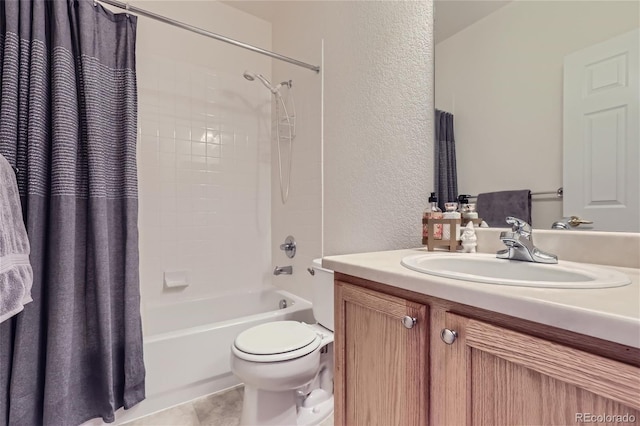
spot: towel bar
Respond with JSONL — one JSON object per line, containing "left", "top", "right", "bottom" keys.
{"left": 467, "top": 187, "right": 563, "bottom": 199}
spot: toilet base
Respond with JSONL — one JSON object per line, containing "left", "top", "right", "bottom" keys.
{"left": 241, "top": 385, "right": 298, "bottom": 426}
{"left": 240, "top": 386, "right": 334, "bottom": 426}
{"left": 298, "top": 395, "right": 334, "bottom": 426}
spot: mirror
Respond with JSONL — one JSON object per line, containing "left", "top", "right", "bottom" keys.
{"left": 434, "top": 0, "right": 639, "bottom": 231}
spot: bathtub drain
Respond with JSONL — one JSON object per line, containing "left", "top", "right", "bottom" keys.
{"left": 279, "top": 299, "right": 288, "bottom": 309}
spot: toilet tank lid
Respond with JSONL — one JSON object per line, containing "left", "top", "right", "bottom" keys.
{"left": 312, "top": 258, "right": 333, "bottom": 274}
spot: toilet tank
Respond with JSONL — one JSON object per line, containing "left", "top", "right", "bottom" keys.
{"left": 311, "top": 258, "right": 334, "bottom": 331}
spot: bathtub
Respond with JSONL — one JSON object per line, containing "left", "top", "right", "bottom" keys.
{"left": 116, "top": 287, "right": 314, "bottom": 423}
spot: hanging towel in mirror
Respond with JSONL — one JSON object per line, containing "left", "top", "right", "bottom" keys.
{"left": 476, "top": 190, "right": 532, "bottom": 227}
{"left": 0, "top": 154, "right": 33, "bottom": 323}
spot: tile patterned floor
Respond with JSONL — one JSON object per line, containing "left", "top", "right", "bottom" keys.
{"left": 123, "top": 387, "right": 334, "bottom": 426}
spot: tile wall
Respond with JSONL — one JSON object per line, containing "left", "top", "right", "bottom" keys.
{"left": 133, "top": 1, "right": 273, "bottom": 323}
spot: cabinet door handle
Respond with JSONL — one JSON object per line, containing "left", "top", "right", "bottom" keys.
{"left": 441, "top": 328, "right": 458, "bottom": 344}
{"left": 402, "top": 316, "right": 417, "bottom": 329}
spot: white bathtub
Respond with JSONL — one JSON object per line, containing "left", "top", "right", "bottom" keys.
{"left": 116, "top": 287, "right": 314, "bottom": 423}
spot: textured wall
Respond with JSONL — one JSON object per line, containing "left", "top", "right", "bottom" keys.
{"left": 322, "top": 1, "right": 434, "bottom": 256}
{"left": 435, "top": 1, "right": 639, "bottom": 229}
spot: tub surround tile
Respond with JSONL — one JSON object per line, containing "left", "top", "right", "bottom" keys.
{"left": 137, "top": 32, "right": 272, "bottom": 306}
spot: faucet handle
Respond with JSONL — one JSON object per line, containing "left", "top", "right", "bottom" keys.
{"left": 506, "top": 217, "right": 532, "bottom": 236}
{"left": 279, "top": 235, "right": 296, "bottom": 258}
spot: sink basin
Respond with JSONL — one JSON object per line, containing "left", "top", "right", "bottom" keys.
{"left": 400, "top": 253, "right": 631, "bottom": 289}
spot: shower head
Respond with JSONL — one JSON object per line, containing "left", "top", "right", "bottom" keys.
{"left": 243, "top": 71, "right": 279, "bottom": 94}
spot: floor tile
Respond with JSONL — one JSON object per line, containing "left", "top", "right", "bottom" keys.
{"left": 123, "top": 403, "right": 200, "bottom": 426}
{"left": 319, "top": 412, "right": 334, "bottom": 426}
{"left": 193, "top": 387, "right": 243, "bottom": 426}
{"left": 125, "top": 385, "right": 333, "bottom": 426}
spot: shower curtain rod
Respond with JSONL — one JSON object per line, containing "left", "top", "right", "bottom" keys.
{"left": 96, "top": 0, "right": 321, "bottom": 73}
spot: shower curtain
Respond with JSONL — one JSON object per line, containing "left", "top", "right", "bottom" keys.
{"left": 434, "top": 109, "right": 458, "bottom": 210}
{"left": 0, "top": 1, "right": 145, "bottom": 424}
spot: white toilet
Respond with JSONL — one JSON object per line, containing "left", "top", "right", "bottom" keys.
{"left": 230, "top": 259, "right": 334, "bottom": 426}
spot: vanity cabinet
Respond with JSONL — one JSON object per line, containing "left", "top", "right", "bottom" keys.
{"left": 443, "top": 312, "right": 640, "bottom": 425}
{"left": 334, "top": 277, "right": 640, "bottom": 426}
{"left": 334, "top": 281, "right": 429, "bottom": 426}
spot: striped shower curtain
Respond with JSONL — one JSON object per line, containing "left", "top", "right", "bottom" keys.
{"left": 434, "top": 109, "right": 458, "bottom": 210}
{"left": 0, "top": 1, "right": 145, "bottom": 424}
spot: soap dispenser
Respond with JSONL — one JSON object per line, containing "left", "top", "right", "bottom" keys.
{"left": 422, "top": 192, "right": 443, "bottom": 240}
{"left": 457, "top": 194, "right": 470, "bottom": 213}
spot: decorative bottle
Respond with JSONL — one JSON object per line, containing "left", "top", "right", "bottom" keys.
{"left": 462, "top": 202, "right": 478, "bottom": 226}
{"left": 422, "top": 192, "right": 443, "bottom": 240}
{"left": 443, "top": 202, "right": 461, "bottom": 240}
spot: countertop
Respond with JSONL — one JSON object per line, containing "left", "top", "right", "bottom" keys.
{"left": 323, "top": 248, "right": 640, "bottom": 348}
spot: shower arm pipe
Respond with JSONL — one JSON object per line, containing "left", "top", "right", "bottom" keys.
{"left": 96, "top": 0, "right": 321, "bottom": 73}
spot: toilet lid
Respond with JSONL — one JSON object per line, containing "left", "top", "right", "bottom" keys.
{"left": 234, "top": 321, "right": 318, "bottom": 355}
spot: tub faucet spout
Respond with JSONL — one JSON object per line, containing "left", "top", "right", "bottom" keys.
{"left": 273, "top": 265, "right": 293, "bottom": 276}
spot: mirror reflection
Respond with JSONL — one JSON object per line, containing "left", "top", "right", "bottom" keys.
{"left": 434, "top": 0, "right": 639, "bottom": 232}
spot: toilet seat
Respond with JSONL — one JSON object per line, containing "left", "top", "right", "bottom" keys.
{"left": 233, "top": 321, "right": 322, "bottom": 363}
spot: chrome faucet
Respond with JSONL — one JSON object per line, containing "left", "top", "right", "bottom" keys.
{"left": 551, "top": 220, "right": 571, "bottom": 230}
{"left": 497, "top": 217, "right": 558, "bottom": 264}
{"left": 273, "top": 265, "right": 293, "bottom": 276}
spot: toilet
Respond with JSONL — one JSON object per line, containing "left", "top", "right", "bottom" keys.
{"left": 230, "top": 259, "right": 334, "bottom": 426}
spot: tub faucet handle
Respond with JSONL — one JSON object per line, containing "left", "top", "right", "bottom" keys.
{"left": 279, "top": 236, "right": 296, "bottom": 258}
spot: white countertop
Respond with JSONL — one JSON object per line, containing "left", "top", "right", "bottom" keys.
{"left": 323, "top": 248, "right": 640, "bottom": 348}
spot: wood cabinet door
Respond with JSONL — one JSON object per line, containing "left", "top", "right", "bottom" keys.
{"left": 334, "top": 281, "right": 428, "bottom": 426}
{"left": 443, "top": 312, "right": 640, "bottom": 426}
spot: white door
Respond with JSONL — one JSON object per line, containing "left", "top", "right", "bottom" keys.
{"left": 563, "top": 28, "right": 639, "bottom": 232}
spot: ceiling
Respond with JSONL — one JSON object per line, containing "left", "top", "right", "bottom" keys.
{"left": 435, "top": 0, "right": 512, "bottom": 44}
{"left": 221, "top": 0, "right": 512, "bottom": 45}
{"left": 220, "top": 1, "right": 280, "bottom": 23}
